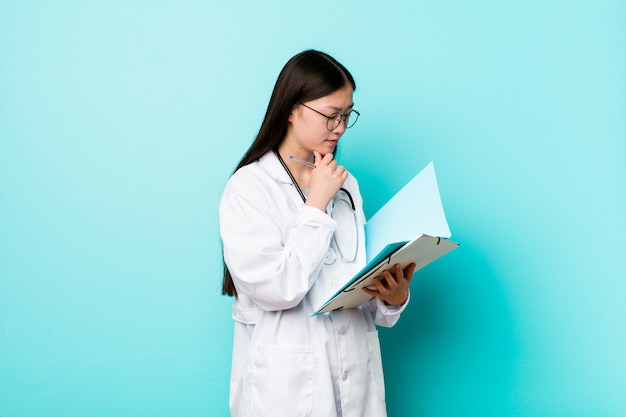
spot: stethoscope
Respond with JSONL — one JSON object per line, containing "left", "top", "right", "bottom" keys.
{"left": 275, "top": 151, "right": 358, "bottom": 264}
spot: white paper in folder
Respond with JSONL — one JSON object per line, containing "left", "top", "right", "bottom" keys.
{"left": 364, "top": 161, "right": 452, "bottom": 260}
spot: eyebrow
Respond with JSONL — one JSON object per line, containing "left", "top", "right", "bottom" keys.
{"left": 325, "top": 103, "right": 354, "bottom": 112}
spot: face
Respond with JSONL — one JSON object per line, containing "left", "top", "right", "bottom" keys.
{"left": 284, "top": 84, "right": 354, "bottom": 158}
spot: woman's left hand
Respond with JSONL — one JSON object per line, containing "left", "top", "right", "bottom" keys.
{"left": 362, "top": 263, "right": 416, "bottom": 306}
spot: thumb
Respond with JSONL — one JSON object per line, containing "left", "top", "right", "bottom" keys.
{"left": 313, "top": 150, "right": 323, "bottom": 166}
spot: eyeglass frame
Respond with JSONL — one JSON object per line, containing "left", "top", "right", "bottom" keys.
{"left": 299, "top": 103, "right": 360, "bottom": 131}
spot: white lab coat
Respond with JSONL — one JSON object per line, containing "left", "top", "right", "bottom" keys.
{"left": 219, "top": 151, "right": 408, "bottom": 417}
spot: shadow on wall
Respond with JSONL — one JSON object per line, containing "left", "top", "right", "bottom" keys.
{"left": 380, "top": 243, "right": 519, "bottom": 415}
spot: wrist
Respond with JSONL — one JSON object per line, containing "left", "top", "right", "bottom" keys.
{"left": 304, "top": 197, "right": 329, "bottom": 212}
{"left": 384, "top": 293, "right": 409, "bottom": 307}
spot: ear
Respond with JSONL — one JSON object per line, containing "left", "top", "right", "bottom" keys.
{"left": 287, "top": 104, "right": 300, "bottom": 124}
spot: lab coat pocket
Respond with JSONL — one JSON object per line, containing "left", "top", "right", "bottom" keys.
{"left": 232, "top": 304, "right": 259, "bottom": 324}
{"left": 251, "top": 344, "right": 314, "bottom": 417}
{"left": 366, "top": 330, "right": 386, "bottom": 401}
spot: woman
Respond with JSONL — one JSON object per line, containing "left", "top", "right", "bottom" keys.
{"left": 219, "top": 49, "right": 416, "bottom": 417}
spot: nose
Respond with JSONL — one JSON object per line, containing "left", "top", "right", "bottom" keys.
{"left": 331, "top": 120, "right": 347, "bottom": 135}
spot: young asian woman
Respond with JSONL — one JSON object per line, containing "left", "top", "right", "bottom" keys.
{"left": 219, "top": 49, "right": 416, "bottom": 417}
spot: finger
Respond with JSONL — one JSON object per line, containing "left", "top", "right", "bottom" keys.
{"left": 403, "top": 262, "right": 417, "bottom": 285}
{"left": 374, "top": 278, "right": 389, "bottom": 295}
{"left": 361, "top": 286, "right": 379, "bottom": 297}
{"left": 393, "top": 264, "right": 404, "bottom": 280}
{"left": 382, "top": 270, "right": 398, "bottom": 289}
{"left": 383, "top": 264, "right": 401, "bottom": 285}
{"left": 332, "top": 166, "right": 345, "bottom": 180}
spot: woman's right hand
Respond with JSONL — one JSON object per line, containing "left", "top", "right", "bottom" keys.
{"left": 305, "top": 151, "right": 348, "bottom": 212}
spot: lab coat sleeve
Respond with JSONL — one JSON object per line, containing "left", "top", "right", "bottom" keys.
{"left": 366, "top": 290, "right": 411, "bottom": 328}
{"left": 220, "top": 172, "right": 336, "bottom": 311}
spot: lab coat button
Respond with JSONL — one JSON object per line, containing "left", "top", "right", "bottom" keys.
{"left": 324, "top": 248, "right": 337, "bottom": 265}
{"left": 342, "top": 371, "right": 349, "bottom": 381}
{"left": 338, "top": 326, "right": 347, "bottom": 335}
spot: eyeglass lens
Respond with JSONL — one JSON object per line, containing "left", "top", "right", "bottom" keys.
{"left": 327, "top": 110, "right": 359, "bottom": 131}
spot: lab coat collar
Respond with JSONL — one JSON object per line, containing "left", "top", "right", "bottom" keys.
{"left": 258, "top": 151, "right": 293, "bottom": 185}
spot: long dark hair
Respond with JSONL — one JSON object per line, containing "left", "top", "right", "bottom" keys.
{"left": 221, "top": 49, "right": 357, "bottom": 296}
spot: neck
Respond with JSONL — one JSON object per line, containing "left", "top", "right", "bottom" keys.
{"left": 275, "top": 148, "right": 312, "bottom": 188}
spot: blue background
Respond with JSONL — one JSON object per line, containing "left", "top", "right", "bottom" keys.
{"left": 1, "top": 1, "right": 625, "bottom": 416}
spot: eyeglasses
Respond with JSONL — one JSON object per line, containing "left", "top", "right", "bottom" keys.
{"left": 325, "top": 188, "right": 359, "bottom": 265}
{"left": 299, "top": 103, "right": 360, "bottom": 131}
